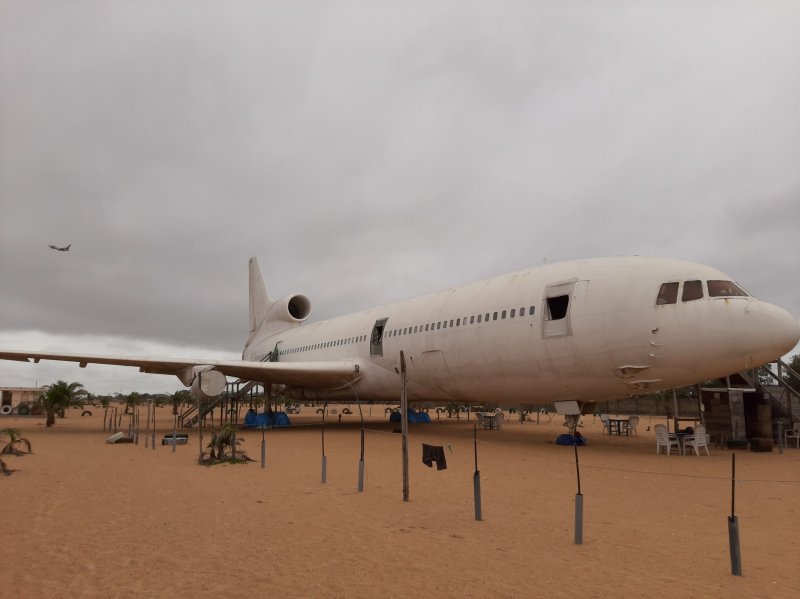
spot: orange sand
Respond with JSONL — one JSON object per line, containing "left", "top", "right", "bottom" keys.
{"left": 1, "top": 407, "right": 799, "bottom": 598}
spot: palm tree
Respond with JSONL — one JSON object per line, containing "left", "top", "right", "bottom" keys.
{"left": 0, "top": 428, "right": 32, "bottom": 455}
{"left": 171, "top": 389, "right": 192, "bottom": 415}
{"left": 42, "top": 380, "right": 86, "bottom": 427}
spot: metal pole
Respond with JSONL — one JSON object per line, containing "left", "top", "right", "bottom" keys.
{"left": 672, "top": 388, "right": 679, "bottom": 432}
{"left": 728, "top": 453, "right": 742, "bottom": 575}
{"left": 197, "top": 373, "right": 204, "bottom": 463}
{"left": 574, "top": 443, "right": 583, "bottom": 545}
{"left": 321, "top": 403, "right": 327, "bottom": 484}
{"left": 473, "top": 423, "right": 482, "bottom": 521}
{"left": 400, "top": 351, "right": 409, "bottom": 502}
{"left": 172, "top": 413, "right": 177, "bottom": 454}
{"left": 151, "top": 401, "right": 156, "bottom": 450}
{"left": 261, "top": 425, "right": 266, "bottom": 469}
{"left": 144, "top": 403, "right": 150, "bottom": 448}
{"left": 357, "top": 427, "right": 365, "bottom": 492}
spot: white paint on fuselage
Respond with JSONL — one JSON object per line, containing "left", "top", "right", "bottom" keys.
{"left": 243, "top": 257, "right": 800, "bottom": 406}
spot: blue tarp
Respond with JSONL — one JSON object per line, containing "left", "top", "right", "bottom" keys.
{"left": 243, "top": 411, "right": 292, "bottom": 428}
{"left": 555, "top": 433, "right": 586, "bottom": 446}
{"left": 389, "top": 409, "right": 431, "bottom": 424}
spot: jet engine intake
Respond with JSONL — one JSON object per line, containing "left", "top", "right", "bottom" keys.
{"left": 268, "top": 293, "right": 311, "bottom": 323}
{"left": 190, "top": 366, "right": 227, "bottom": 399}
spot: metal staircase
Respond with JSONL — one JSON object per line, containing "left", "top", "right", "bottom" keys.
{"left": 738, "top": 358, "right": 800, "bottom": 423}
{"left": 180, "top": 380, "right": 262, "bottom": 428}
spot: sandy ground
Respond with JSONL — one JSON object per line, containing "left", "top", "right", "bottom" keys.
{"left": 1, "top": 406, "right": 799, "bottom": 598}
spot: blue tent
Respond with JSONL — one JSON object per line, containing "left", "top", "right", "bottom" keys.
{"left": 389, "top": 409, "right": 431, "bottom": 424}
{"left": 243, "top": 411, "right": 292, "bottom": 428}
{"left": 555, "top": 433, "right": 586, "bottom": 446}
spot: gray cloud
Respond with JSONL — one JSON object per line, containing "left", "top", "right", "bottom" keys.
{"left": 1, "top": 1, "right": 799, "bottom": 391}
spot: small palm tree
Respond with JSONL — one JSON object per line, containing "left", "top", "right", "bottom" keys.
{"left": 0, "top": 428, "right": 32, "bottom": 455}
{"left": 42, "top": 380, "right": 86, "bottom": 427}
{"left": 206, "top": 423, "right": 247, "bottom": 462}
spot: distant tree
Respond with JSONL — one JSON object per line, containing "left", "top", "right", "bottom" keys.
{"left": 42, "top": 380, "right": 86, "bottom": 427}
{"left": 125, "top": 392, "right": 142, "bottom": 413}
{"left": 171, "top": 390, "right": 193, "bottom": 415}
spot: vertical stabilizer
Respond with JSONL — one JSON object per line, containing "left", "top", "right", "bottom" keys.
{"left": 249, "top": 257, "right": 272, "bottom": 333}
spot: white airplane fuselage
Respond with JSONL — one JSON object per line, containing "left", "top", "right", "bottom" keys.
{"left": 243, "top": 257, "right": 800, "bottom": 406}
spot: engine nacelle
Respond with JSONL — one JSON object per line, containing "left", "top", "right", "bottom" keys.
{"left": 267, "top": 293, "right": 311, "bottom": 323}
{"left": 189, "top": 366, "right": 227, "bottom": 399}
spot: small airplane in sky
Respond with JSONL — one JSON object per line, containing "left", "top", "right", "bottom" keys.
{"left": 0, "top": 256, "right": 798, "bottom": 408}
{"left": 48, "top": 244, "right": 71, "bottom": 252}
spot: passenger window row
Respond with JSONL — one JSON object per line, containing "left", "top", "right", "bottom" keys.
{"left": 656, "top": 279, "right": 748, "bottom": 305}
{"left": 384, "top": 304, "right": 536, "bottom": 339}
{"left": 279, "top": 334, "right": 369, "bottom": 357}
{"left": 279, "top": 302, "right": 539, "bottom": 356}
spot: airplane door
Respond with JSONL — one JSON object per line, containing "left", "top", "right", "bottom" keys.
{"left": 542, "top": 280, "right": 578, "bottom": 338}
{"left": 370, "top": 318, "right": 388, "bottom": 357}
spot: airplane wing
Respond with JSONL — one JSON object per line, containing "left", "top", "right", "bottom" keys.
{"left": 0, "top": 350, "right": 361, "bottom": 388}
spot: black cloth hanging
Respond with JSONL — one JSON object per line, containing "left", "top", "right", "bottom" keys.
{"left": 422, "top": 443, "right": 447, "bottom": 470}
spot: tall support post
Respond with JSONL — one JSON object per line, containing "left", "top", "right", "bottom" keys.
{"left": 696, "top": 384, "right": 705, "bottom": 427}
{"left": 473, "top": 423, "right": 482, "bottom": 521}
{"left": 197, "top": 373, "right": 204, "bottom": 464}
{"left": 321, "top": 404, "right": 327, "bottom": 483}
{"left": 574, "top": 443, "right": 583, "bottom": 545}
{"left": 134, "top": 408, "right": 139, "bottom": 445}
{"left": 172, "top": 413, "right": 177, "bottom": 454}
{"left": 400, "top": 351, "right": 409, "bottom": 502}
{"left": 671, "top": 388, "right": 680, "bottom": 432}
{"left": 151, "top": 401, "right": 156, "bottom": 450}
{"left": 357, "top": 427, "right": 365, "bottom": 492}
{"left": 260, "top": 424, "right": 266, "bottom": 469}
{"left": 728, "top": 454, "right": 743, "bottom": 575}
{"left": 144, "top": 402, "right": 150, "bottom": 448}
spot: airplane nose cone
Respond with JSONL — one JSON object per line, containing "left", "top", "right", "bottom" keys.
{"left": 745, "top": 301, "right": 800, "bottom": 364}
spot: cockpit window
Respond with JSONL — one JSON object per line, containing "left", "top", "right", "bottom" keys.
{"left": 682, "top": 280, "right": 703, "bottom": 302}
{"left": 708, "top": 280, "right": 749, "bottom": 298}
{"left": 656, "top": 282, "right": 679, "bottom": 305}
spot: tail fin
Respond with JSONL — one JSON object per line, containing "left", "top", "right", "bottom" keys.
{"left": 248, "top": 256, "right": 273, "bottom": 333}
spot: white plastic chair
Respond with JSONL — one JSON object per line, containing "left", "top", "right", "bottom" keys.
{"left": 683, "top": 424, "right": 710, "bottom": 456}
{"left": 599, "top": 414, "right": 610, "bottom": 435}
{"left": 785, "top": 423, "right": 800, "bottom": 448}
{"left": 625, "top": 415, "right": 639, "bottom": 436}
{"left": 655, "top": 424, "right": 681, "bottom": 455}
{"left": 494, "top": 412, "right": 504, "bottom": 430}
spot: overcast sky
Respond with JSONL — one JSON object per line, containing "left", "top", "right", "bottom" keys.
{"left": 1, "top": 1, "right": 799, "bottom": 394}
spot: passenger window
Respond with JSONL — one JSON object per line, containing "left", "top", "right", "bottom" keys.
{"left": 708, "top": 280, "right": 748, "bottom": 297}
{"left": 530, "top": 306, "right": 535, "bottom": 315}
{"left": 456, "top": 318, "right": 460, "bottom": 326}
{"left": 510, "top": 309, "right": 515, "bottom": 318}
{"left": 485, "top": 313, "right": 490, "bottom": 322}
{"left": 449, "top": 319, "right": 454, "bottom": 327}
{"left": 477, "top": 315, "right": 482, "bottom": 323}
{"left": 501, "top": 310, "right": 506, "bottom": 319}
{"left": 443, "top": 321, "right": 447, "bottom": 329}
{"left": 437, "top": 322, "right": 441, "bottom": 330}
{"left": 493, "top": 312, "right": 498, "bottom": 321}
{"left": 682, "top": 280, "right": 703, "bottom": 302}
{"left": 520, "top": 307, "right": 525, "bottom": 316}
{"left": 656, "top": 282, "right": 679, "bottom": 305}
